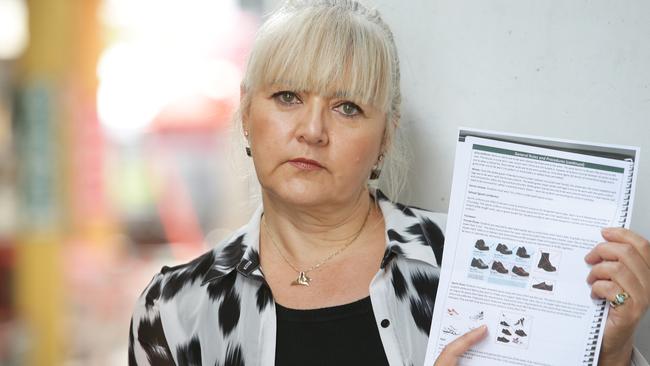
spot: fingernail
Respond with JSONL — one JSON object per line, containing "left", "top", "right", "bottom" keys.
{"left": 601, "top": 227, "right": 613, "bottom": 237}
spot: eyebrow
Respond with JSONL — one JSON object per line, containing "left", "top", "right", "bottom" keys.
{"left": 267, "top": 81, "right": 359, "bottom": 102}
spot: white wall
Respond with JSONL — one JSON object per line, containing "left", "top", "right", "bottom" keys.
{"left": 261, "top": 0, "right": 650, "bottom": 358}
{"left": 372, "top": 0, "right": 650, "bottom": 359}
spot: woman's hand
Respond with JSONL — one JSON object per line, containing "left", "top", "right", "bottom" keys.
{"left": 434, "top": 325, "right": 487, "bottom": 366}
{"left": 586, "top": 227, "right": 650, "bottom": 366}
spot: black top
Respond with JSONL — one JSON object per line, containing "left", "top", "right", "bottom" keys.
{"left": 275, "top": 296, "right": 390, "bottom": 366}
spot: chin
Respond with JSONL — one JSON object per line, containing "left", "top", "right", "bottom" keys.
{"left": 271, "top": 183, "right": 327, "bottom": 206}
{"left": 262, "top": 178, "right": 342, "bottom": 208}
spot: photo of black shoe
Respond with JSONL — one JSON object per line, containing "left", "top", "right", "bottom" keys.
{"left": 514, "top": 317, "right": 524, "bottom": 326}
{"left": 501, "top": 328, "right": 512, "bottom": 336}
{"left": 537, "top": 252, "right": 557, "bottom": 272}
{"left": 512, "top": 266, "right": 529, "bottom": 277}
{"left": 475, "top": 239, "right": 489, "bottom": 251}
{"left": 532, "top": 281, "right": 553, "bottom": 291}
{"left": 470, "top": 311, "right": 484, "bottom": 321}
{"left": 516, "top": 246, "right": 531, "bottom": 258}
{"left": 471, "top": 257, "right": 489, "bottom": 269}
{"left": 515, "top": 329, "right": 527, "bottom": 337}
{"left": 496, "top": 243, "right": 512, "bottom": 255}
{"left": 497, "top": 336, "right": 510, "bottom": 343}
{"left": 500, "top": 320, "right": 510, "bottom": 327}
{"left": 491, "top": 261, "right": 509, "bottom": 274}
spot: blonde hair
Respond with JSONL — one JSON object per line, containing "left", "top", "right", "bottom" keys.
{"left": 235, "top": 0, "right": 408, "bottom": 200}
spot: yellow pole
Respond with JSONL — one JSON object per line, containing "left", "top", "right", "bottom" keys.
{"left": 15, "top": 0, "right": 102, "bottom": 364}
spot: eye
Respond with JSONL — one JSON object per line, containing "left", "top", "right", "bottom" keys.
{"left": 334, "top": 102, "right": 363, "bottom": 117}
{"left": 272, "top": 91, "right": 301, "bottom": 105}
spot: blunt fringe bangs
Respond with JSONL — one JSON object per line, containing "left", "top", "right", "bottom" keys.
{"left": 243, "top": 0, "right": 397, "bottom": 118}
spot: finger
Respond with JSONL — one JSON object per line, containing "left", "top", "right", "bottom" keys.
{"left": 587, "top": 261, "right": 649, "bottom": 306}
{"left": 437, "top": 325, "right": 487, "bottom": 364}
{"left": 601, "top": 228, "right": 650, "bottom": 268}
{"left": 590, "top": 279, "right": 617, "bottom": 299}
{"left": 591, "top": 279, "right": 648, "bottom": 324}
{"left": 585, "top": 242, "right": 650, "bottom": 293}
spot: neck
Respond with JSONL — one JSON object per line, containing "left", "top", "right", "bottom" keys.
{"left": 261, "top": 187, "right": 376, "bottom": 265}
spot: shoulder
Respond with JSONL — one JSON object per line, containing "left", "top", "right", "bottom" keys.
{"left": 137, "top": 228, "right": 249, "bottom": 310}
{"left": 129, "top": 229, "right": 251, "bottom": 365}
{"left": 376, "top": 190, "right": 446, "bottom": 265}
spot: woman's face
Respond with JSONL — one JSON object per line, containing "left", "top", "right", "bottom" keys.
{"left": 244, "top": 84, "right": 386, "bottom": 208}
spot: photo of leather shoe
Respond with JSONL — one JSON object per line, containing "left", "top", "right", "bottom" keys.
{"left": 502, "top": 328, "right": 512, "bottom": 336}
{"left": 537, "top": 252, "right": 557, "bottom": 272}
{"left": 496, "top": 243, "right": 513, "bottom": 255}
{"left": 500, "top": 320, "right": 510, "bottom": 327}
{"left": 475, "top": 239, "right": 489, "bottom": 251}
{"left": 532, "top": 281, "right": 553, "bottom": 291}
{"left": 491, "top": 261, "right": 509, "bottom": 274}
{"left": 471, "top": 257, "right": 489, "bottom": 269}
{"left": 512, "top": 266, "right": 529, "bottom": 277}
{"left": 516, "top": 246, "right": 531, "bottom": 258}
{"left": 515, "top": 329, "right": 527, "bottom": 337}
{"left": 497, "top": 336, "right": 510, "bottom": 343}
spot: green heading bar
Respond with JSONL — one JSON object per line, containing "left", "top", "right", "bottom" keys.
{"left": 473, "top": 144, "right": 624, "bottom": 173}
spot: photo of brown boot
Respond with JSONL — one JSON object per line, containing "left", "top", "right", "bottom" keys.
{"left": 537, "top": 252, "right": 557, "bottom": 272}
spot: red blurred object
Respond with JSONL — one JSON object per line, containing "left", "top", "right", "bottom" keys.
{"left": 149, "top": 94, "right": 234, "bottom": 134}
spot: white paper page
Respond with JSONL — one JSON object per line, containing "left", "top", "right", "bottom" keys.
{"left": 424, "top": 133, "right": 637, "bottom": 366}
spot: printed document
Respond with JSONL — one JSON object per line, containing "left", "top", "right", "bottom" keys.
{"left": 423, "top": 129, "right": 639, "bottom": 366}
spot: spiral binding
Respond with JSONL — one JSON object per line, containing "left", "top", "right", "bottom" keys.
{"left": 617, "top": 158, "right": 634, "bottom": 227}
{"left": 583, "top": 158, "right": 634, "bottom": 365}
{"left": 582, "top": 299, "right": 605, "bottom": 365}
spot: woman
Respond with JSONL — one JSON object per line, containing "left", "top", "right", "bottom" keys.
{"left": 129, "top": 1, "right": 650, "bottom": 365}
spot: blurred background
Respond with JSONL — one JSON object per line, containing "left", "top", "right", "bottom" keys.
{"left": 0, "top": 0, "right": 275, "bottom": 364}
{"left": 1, "top": 0, "right": 649, "bottom": 364}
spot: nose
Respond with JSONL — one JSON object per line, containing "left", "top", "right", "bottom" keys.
{"left": 295, "top": 98, "right": 329, "bottom": 146}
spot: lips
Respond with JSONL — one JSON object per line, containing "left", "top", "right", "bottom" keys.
{"left": 288, "top": 158, "right": 324, "bottom": 171}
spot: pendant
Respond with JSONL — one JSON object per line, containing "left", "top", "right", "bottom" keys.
{"left": 291, "top": 271, "right": 311, "bottom": 286}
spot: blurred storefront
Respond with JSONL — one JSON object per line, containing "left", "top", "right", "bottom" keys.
{"left": 0, "top": 0, "right": 271, "bottom": 364}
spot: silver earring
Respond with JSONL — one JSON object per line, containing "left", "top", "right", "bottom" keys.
{"left": 244, "top": 130, "right": 251, "bottom": 157}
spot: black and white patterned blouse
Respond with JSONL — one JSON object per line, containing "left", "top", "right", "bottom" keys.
{"left": 129, "top": 190, "right": 445, "bottom": 366}
{"left": 128, "top": 190, "right": 649, "bottom": 366}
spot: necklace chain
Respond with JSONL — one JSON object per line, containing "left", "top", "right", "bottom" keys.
{"left": 262, "top": 202, "right": 372, "bottom": 283}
